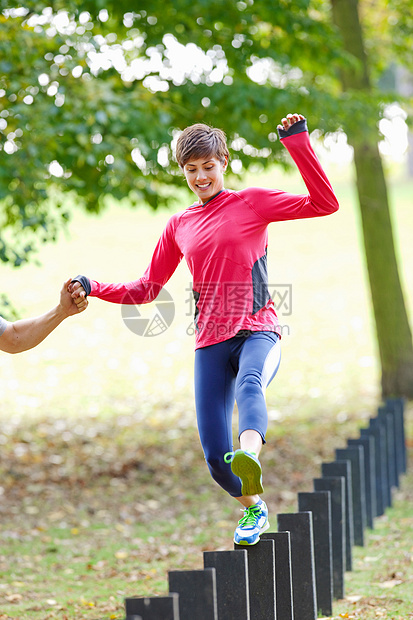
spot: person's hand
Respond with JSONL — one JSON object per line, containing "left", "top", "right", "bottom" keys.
{"left": 60, "top": 279, "right": 88, "bottom": 316}
{"left": 68, "top": 280, "right": 88, "bottom": 312}
{"left": 68, "top": 280, "right": 85, "bottom": 299}
{"left": 277, "top": 113, "right": 305, "bottom": 131}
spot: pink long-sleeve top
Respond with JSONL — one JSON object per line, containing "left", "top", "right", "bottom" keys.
{"left": 78, "top": 120, "right": 339, "bottom": 349}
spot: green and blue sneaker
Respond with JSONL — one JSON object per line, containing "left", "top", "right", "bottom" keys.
{"left": 234, "top": 499, "right": 269, "bottom": 545}
{"left": 224, "top": 449, "right": 264, "bottom": 496}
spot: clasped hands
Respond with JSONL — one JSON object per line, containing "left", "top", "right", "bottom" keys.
{"left": 67, "top": 280, "right": 87, "bottom": 313}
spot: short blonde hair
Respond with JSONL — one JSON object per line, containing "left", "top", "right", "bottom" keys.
{"left": 175, "top": 123, "right": 229, "bottom": 168}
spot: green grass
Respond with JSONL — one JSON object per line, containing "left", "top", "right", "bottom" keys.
{"left": 0, "top": 411, "right": 412, "bottom": 619}
{"left": 0, "top": 161, "right": 413, "bottom": 618}
{"left": 331, "top": 470, "right": 413, "bottom": 620}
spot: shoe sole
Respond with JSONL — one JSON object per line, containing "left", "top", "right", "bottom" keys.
{"left": 231, "top": 450, "right": 264, "bottom": 496}
{"left": 234, "top": 520, "right": 270, "bottom": 546}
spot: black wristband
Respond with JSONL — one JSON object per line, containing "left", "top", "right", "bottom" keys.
{"left": 277, "top": 118, "right": 308, "bottom": 139}
{"left": 72, "top": 275, "right": 91, "bottom": 296}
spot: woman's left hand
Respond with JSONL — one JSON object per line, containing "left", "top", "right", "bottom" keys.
{"left": 277, "top": 113, "right": 305, "bottom": 131}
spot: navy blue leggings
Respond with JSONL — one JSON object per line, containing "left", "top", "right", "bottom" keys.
{"left": 194, "top": 331, "right": 281, "bottom": 497}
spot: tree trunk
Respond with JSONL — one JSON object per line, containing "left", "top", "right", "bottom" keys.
{"left": 331, "top": 0, "right": 413, "bottom": 397}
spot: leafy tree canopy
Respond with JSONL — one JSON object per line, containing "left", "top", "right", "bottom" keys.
{"left": 0, "top": 0, "right": 410, "bottom": 270}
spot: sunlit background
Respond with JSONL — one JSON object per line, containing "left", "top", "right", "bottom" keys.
{"left": 2, "top": 140, "right": 412, "bottom": 426}
{"left": 1, "top": 5, "right": 412, "bottom": 428}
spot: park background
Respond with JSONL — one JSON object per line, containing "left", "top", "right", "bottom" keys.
{"left": 1, "top": 2, "right": 413, "bottom": 619}
{"left": 2, "top": 155, "right": 412, "bottom": 423}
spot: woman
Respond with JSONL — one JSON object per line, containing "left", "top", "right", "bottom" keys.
{"left": 70, "top": 113, "right": 339, "bottom": 545}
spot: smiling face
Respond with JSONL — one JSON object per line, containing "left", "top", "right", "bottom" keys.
{"left": 183, "top": 156, "right": 228, "bottom": 204}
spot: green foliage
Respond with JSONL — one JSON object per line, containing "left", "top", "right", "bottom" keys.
{"left": 359, "top": 0, "right": 413, "bottom": 73}
{"left": 0, "top": 0, "right": 410, "bottom": 275}
{"left": 0, "top": 6, "right": 183, "bottom": 270}
{"left": 0, "top": 292, "right": 19, "bottom": 320}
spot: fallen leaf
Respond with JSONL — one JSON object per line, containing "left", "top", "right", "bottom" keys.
{"left": 5, "top": 593, "right": 23, "bottom": 603}
{"left": 115, "top": 550, "right": 128, "bottom": 559}
{"left": 48, "top": 511, "right": 66, "bottom": 521}
{"left": 345, "top": 594, "right": 363, "bottom": 603}
{"left": 376, "top": 579, "right": 403, "bottom": 588}
{"left": 25, "top": 506, "right": 39, "bottom": 515}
